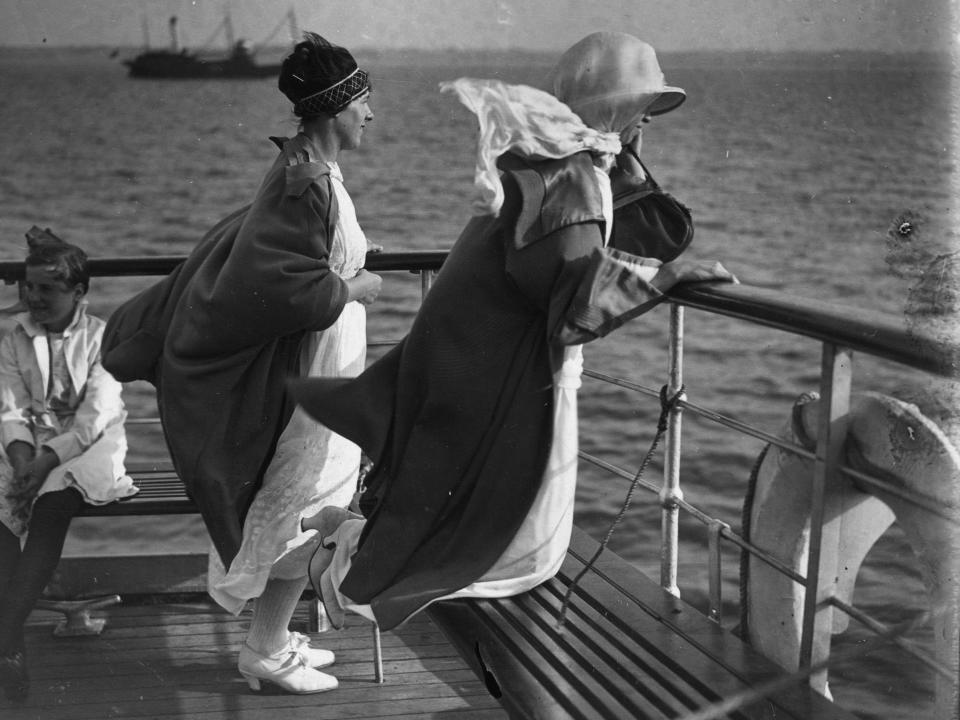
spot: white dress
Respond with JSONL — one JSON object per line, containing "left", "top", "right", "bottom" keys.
{"left": 210, "top": 162, "right": 368, "bottom": 615}
{"left": 316, "top": 166, "right": 617, "bottom": 625}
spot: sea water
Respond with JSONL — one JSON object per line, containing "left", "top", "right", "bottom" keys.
{"left": 0, "top": 46, "right": 955, "bottom": 718}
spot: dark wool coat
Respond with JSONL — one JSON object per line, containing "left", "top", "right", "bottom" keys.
{"left": 293, "top": 151, "right": 667, "bottom": 629}
{"left": 154, "top": 135, "right": 349, "bottom": 566}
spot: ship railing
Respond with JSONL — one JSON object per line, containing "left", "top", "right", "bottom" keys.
{"left": 588, "top": 281, "right": 959, "bottom": 691}
{"left": 2, "top": 252, "right": 956, "bottom": 692}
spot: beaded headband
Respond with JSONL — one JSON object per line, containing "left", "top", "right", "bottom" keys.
{"left": 294, "top": 68, "right": 370, "bottom": 117}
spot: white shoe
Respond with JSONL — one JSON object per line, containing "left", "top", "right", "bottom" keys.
{"left": 238, "top": 643, "right": 338, "bottom": 694}
{"left": 300, "top": 505, "right": 359, "bottom": 535}
{"left": 289, "top": 632, "right": 335, "bottom": 668}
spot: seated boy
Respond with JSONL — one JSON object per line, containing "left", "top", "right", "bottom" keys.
{"left": 0, "top": 238, "right": 136, "bottom": 700}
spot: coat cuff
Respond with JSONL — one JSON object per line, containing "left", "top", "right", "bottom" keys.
{"left": 1, "top": 424, "right": 34, "bottom": 451}
{"left": 42, "top": 432, "right": 81, "bottom": 464}
{"left": 561, "top": 247, "right": 665, "bottom": 343}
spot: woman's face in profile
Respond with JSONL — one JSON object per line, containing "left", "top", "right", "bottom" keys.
{"left": 335, "top": 91, "right": 374, "bottom": 152}
{"left": 620, "top": 114, "right": 652, "bottom": 153}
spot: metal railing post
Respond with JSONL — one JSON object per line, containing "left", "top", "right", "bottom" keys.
{"left": 707, "top": 519, "right": 729, "bottom": 623}
{"left": 799, "top": 343, "right": 852, "bottom": 691}
{"left": 420, "top": 269, "right": 434, "bottom": 300}
{"left": 660, "top": 303, "right": 685, "bottom": 597}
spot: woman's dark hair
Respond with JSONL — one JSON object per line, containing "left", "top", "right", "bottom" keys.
{"left": 25, "top": 242, "right": 89, "bottom": 293}
{"left": 278, "top": 32, "right": 359, "bottom": 115}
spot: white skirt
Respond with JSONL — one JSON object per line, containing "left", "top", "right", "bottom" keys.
{"left": 209, "top": 302, "right": 366, "bottom": 614}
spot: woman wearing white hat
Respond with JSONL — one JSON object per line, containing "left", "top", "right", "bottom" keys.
{"left": 292, "top": 31, "right": 736, "bottom": 633}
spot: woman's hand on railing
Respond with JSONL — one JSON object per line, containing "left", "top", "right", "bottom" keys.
{"left": 345, "top": 269, "right": 383, "bottom": 306}
{"left": 654, "top": 260, "right": 738, "bottom": 292}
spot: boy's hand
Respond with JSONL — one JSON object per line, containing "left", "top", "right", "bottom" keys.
{"left": 9, "top": 449, "right": 59, "bottom": 514}
{"left": 6, "top": 440, "right": 34, "bottom": 477}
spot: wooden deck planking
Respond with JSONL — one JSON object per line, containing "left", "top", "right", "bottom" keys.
{"left": 1, "top": 600, "right": 507, "bottom": 720}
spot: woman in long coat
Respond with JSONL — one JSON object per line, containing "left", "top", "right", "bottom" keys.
{"left": 105, "top": 33, "right": 382, "bottom": 694}
{"left": 293, "top": 32, "right": 736, "bottom": 632}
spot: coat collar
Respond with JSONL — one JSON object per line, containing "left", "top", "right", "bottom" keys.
{"left": 498, "top": 152, "right": 606, "bottom": 250}
{"left": 269, "top": 134, "right": 334, "bottom": 198}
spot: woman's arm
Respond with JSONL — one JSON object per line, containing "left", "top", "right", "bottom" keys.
{"left": 507, "top": 222, "right": 735, "bottom": 346}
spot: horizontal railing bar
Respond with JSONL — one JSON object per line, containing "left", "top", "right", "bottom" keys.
{"left": 679, "top": 396, "right": 957, "bottom": 524}
{"left": 827, "top": 596, "right": 953, "bottom": 680}
{"left": 578, "top": 450, "right": 807, "bottom": 585}
{"left": 669, "top": 282, "right": 959, "bottom": 379}
{"left": 582, "top": 368, "right": 958, "bottom": 525}
{"left": 0, "top": 251, "right": 448, "bottom": 282}
{"left": 581, "top": 369, "right": 660, "bottom": 398}
{"left": 715, "top": 523, "right": 807, "bottom": 586}
{"left": 577, "top": 450, "right": 660, "bottom": 495}
{"left": 1, "top": 251, "right": 948, "bottom": 378}
{"left": 583, "top": 369, "right": 810, "bottom": 452}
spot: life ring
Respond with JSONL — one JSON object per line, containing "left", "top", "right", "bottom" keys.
{"left": 740, "top": 390, "right": 960, "bottom": 718}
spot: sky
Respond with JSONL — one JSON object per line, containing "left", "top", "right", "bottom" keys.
{"left": 0, "top": 0, "right": 955, "bottom": 53}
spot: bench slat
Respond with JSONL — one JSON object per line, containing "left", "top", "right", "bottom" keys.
{"left": 493, "top": 589, "right": 697, "bottom": 718}
{"left": 79, "top": 471, "right": 196, "bottom": 517}
{"left": 428, "top": 527, "right": 858, "bottom": 720}
{"left": 518, "top": 582, "right": 717, "bottom": 715}
{"left": 563, "top": 531, "right": 855, "bottom": 719}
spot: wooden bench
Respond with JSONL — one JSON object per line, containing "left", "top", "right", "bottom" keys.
{"left": 46, "top": 466, "right": 371, "bottom": 654}
{"left": 427, "top": 527, "right": 857, "bottom": 720}
{"left": 49, "top": 468, "right": 856, "bottom": 717}
{"left": 37, "top": 464, "right": 201, "bottom": 634}
{"left": 78, "top": 463, "right": 197, "bottom": 516}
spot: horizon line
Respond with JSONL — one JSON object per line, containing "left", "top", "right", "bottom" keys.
{"left": 0, "top": 42, "right": 953, "bottom": 57}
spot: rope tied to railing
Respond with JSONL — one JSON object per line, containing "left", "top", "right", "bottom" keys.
{"left": 556, "top": 383, "right": 685, "bottom": 632}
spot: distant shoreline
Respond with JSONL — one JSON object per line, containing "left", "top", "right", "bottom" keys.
{"left": 0, "top": 44, "right": 951, "bottom": 71}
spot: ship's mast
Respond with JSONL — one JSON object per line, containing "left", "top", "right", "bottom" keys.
{"left": 251, "top": 7, "right": 299, "bottom": 54}
{"left": 168, "top": 16, "right": 180, "bottom": 52}
{"left": 288, "top": 8, "right": 299, "bottom": 41}
{"left": 225, "top": 12, "right": 236, "bottom": 48}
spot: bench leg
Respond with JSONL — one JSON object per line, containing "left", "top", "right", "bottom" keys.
{"left": 308, "top": 597, "right": 332, "bottom": 632}
{"left": 372, "top": 623, "right": 383, "bottom": 683}
{"left": 309, "top": 598, "right": 384, "bottom": 683}
{"left": 34, "top": 595, "right": 121, "bottom": 636}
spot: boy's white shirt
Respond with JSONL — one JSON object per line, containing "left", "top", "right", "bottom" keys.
{"left": 0, "top": 301, "right": 125, "bottom": 463}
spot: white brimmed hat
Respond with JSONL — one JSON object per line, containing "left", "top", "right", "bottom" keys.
{"left": 549, "top": 32, "right": 686, "bottom": 132}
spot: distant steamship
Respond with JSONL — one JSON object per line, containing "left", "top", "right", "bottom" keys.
{"left": 123, "top": 12, "right": 295, "bottom": 80}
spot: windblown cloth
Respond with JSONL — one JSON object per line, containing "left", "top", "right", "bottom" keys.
{"left": 439, "top": 78, "right": 621, "bottom": 216}
{"left": 154, "top": 134, "right": 349, "bottom": 566}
